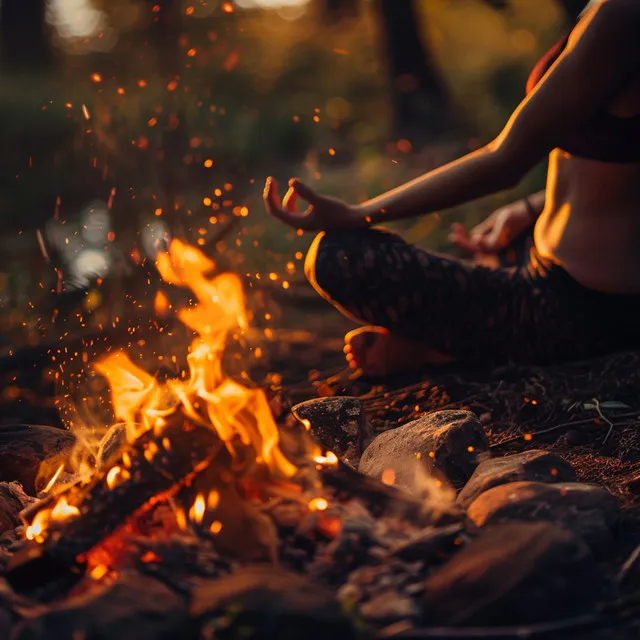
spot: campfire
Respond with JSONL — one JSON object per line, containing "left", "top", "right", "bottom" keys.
{"left": 8, "top": 240, "right": 333, "bottom": 583}
{"left": 0, "top": 240, "right": 638, "bottom": 639}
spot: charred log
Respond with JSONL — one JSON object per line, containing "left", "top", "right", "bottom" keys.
{"left": 6, "top": 421, "right": 222, "bottom": 593}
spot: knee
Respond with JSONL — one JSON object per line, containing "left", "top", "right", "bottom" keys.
{"left": 304, "top": 230, "right": 342, "bottom": 295}
{"left": 304, "top": 227, "right": 400, "bottom": 295}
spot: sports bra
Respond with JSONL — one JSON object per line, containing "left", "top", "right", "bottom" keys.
{"left": 526, "top": 31, "right": 640, "bottom": 163}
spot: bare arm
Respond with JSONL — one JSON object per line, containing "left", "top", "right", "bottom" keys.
{"left": 359, "top": 0, "right": 640, "bottom": 224}
{"left": 265, "top": 0, "right": 640, "bottom": 231}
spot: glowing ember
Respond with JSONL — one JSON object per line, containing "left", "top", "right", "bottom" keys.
{"left": 314, "top": 452, "right": 338, "bottom": 466}
{"left": 106, "top": 466, "right": 122, "bottom": 489}
{"left": 90, "top": 564, "right": 109, "bottom": 580}
{"left": 189, "top": 494, "right": 206, "bottom": 524}
{"left": 308, "top": 497, "right": 329, "bottom": 512}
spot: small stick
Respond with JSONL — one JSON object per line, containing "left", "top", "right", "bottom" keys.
{"left": 616, "top": 541, "right": 640, "bottom": 586}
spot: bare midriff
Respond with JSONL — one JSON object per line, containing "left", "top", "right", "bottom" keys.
{"left": 534, "top": 148, "right": 640, "bottom": 294}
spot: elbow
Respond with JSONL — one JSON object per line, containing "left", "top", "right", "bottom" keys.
{"left": 485, "top": 141, "right": 544, "bottom": 191}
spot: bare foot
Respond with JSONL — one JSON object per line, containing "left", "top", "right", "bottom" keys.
{"left": 343, "top": 326, "right": 454, "bottom": 378}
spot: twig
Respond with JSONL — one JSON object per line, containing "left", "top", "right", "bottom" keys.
{"left": 591, "top": 398, "right": 616, "bottom": 446}
{"left": 617, "top": 542, "right": 640, "bottom": 587}
{"left": 491, "top": 411, "right": 640, "bottom": 448}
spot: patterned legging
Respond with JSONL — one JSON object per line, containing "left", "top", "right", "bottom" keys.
{"left": 304, "top": 227, "right": 640, "bottom": 367}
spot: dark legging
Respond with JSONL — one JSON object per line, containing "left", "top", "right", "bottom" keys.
{"left": 304, "top": 227, "right": 640, "bottom": 367}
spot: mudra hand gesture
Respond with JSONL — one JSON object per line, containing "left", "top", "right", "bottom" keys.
{"left": 263, "top": 177, "right": 364, "bottom": 231}
{"left": 449, "top": 198, "right": 536, "bottom": 254}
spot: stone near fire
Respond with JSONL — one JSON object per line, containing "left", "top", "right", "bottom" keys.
{"left": 423, "top": 522, "right": 604, "bottom": 626}
{"left": 191, "top": 565, "right": 359, "bottom": 640}
{"left": 358, "top": 410, "right": 489, "bottom": 492}
{"left": 457, "top": 450, "right": 577, "bottom": 508}
{"left": 0, "top": 424, "right": 75, "bottom": 495}
{"left": 14, "top": 572, "right": 189, "bottom": 640}
{"left": 466, "top": 481, "right": 619, "bottom": 552}
{"left": 291, "top": 397, "right": 369, "bottom": 468}
{"left": 0, "top": 482, "right": 35, "bottom": 535}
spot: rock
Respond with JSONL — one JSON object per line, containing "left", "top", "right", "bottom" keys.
{"left": 358, "top": 410, "right": 489, "bottom": 491}
{"left": 423, "top": 522, "right": 604, "bottom": 626}
{"left": 0, "top": 483, "right": 35, "bottom": 535}
{"left": 14, "top": 572, "right": 189, "bottom": 639}
{"left": 390, "top": 523, "right": 465, "bottom": 563}
{"left": 0, "top": 425, "right": 75, "bottom": 495}
{"left": 96, "top": 423, "right": 128, "bottom": 470}
{"left": 292, "top": 397, "right": 369, "bottom": 467}
{"left": 466, "top": 481, "right": 619, "bottom": 552}
{"left": 359, "top": 591, "right": 419, "bottom": 625}
{"left": 457, "top": 450, "right": 577, "bottom": 508}
{"left": 191, "top": 565, "right": 359, "bottom": 640}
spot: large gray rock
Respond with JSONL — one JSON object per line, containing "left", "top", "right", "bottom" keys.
{"left": 191, "top": 565, "right": 359, "bottom": 640}
{"left": 0, "top": 424, "right": 75, "bottom": 495}
{"left": 466, "top": 481, "right": 619, "bottom": 552}
{"left": 457, "top": 450, "right": 577, "bottom": 508}
{"left": 358, "top": 410, "right": 489, "bottom": 491}
{"left": 14, "top": 572, "right": 189, "bottom": 640}
{"left": 423, "top": 522, "right": 604, "bottom": 626}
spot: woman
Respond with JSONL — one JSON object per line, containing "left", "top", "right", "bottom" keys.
{"left": 264, "top": 0, "right": 640, "bottom": 377}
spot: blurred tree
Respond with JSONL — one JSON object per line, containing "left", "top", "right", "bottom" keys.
{"left": 376, "top": 0, "right": 458, "bottom": 147}
{"left": 557, "top": 0, "right": 589, "bottom": 21}
{"left": 144, "top": 0, "right": 190, "bottom": 229}
{"left": 0, "top": 0, "right": 52, "bottom": 73}
{"left": 482, "top": 0, "right": 587, "bottom": 23}
{"left": 317, "top": 0, "right": 359, "bottom": 25}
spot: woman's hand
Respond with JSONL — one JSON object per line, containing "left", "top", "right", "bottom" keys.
{"left": 263, "top": 177, "right": 365, "bottom": 231}
{"left": 449, "top": 199, "right": 535, "bottom": 254}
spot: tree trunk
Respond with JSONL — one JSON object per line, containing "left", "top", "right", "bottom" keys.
{"left": 481, "top": 0, "right": 587, "bottom": 24}
{"left": 317, "top": 0, "right": 359, "bottom": 25}
{"left": 557, "top": 0, "right": 588, "bottom": 22}
{"left": 0, "top": 0, "right": 52, "bottom": 73}
{"left": 376, "top": 0, "right": 457, "bottom": 147}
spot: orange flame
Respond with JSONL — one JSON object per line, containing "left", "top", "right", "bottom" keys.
{"left": 51, "top": 497, "right": 81, "bottom": 521}
{"left": 95, "top": 239, "right": 296, "bottom": 478}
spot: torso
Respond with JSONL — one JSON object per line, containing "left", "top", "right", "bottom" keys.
{"left": 532, "top": 2, "right": 640, "bottom": 294}
{"left": 534, "top": 150, "right": 640, "bottom": 293}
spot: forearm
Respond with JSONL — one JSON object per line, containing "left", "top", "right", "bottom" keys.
{"left": 356, "top": 146, "right": 523, "bottom": 225}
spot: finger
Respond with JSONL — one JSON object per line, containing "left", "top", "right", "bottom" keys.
{"left": 282, "top": 185, "right": 299, "bottom": 213}
{"left": 469, "top": 218, "right": 494, "bottom": 239}
{"left": 449, "top": 224, "right": 482, "bottom": 253}
{"left": 451, "top": 233, "right": 482, "bottom": 254}
{"left": 264, "top": 177, "right": 316, "bottom": 230}
{"left": 289, "top": 178, "right": 320, "bottom": 205}
{"left": 477, "top": 221, "right": 507, "bottom": 253}
{"left": 263, "top": 177, "right": 297, "bottom": 225}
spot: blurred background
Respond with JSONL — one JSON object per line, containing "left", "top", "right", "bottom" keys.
{"left": 0, "top": 0, "right": 587, "bottom": 358}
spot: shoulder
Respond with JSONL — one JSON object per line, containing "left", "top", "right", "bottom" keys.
{"left": 568, "top": 0, "right": 640, "bottom": 54}
{"left": 587, "top": 0, "right": 640, "bottom": 25}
